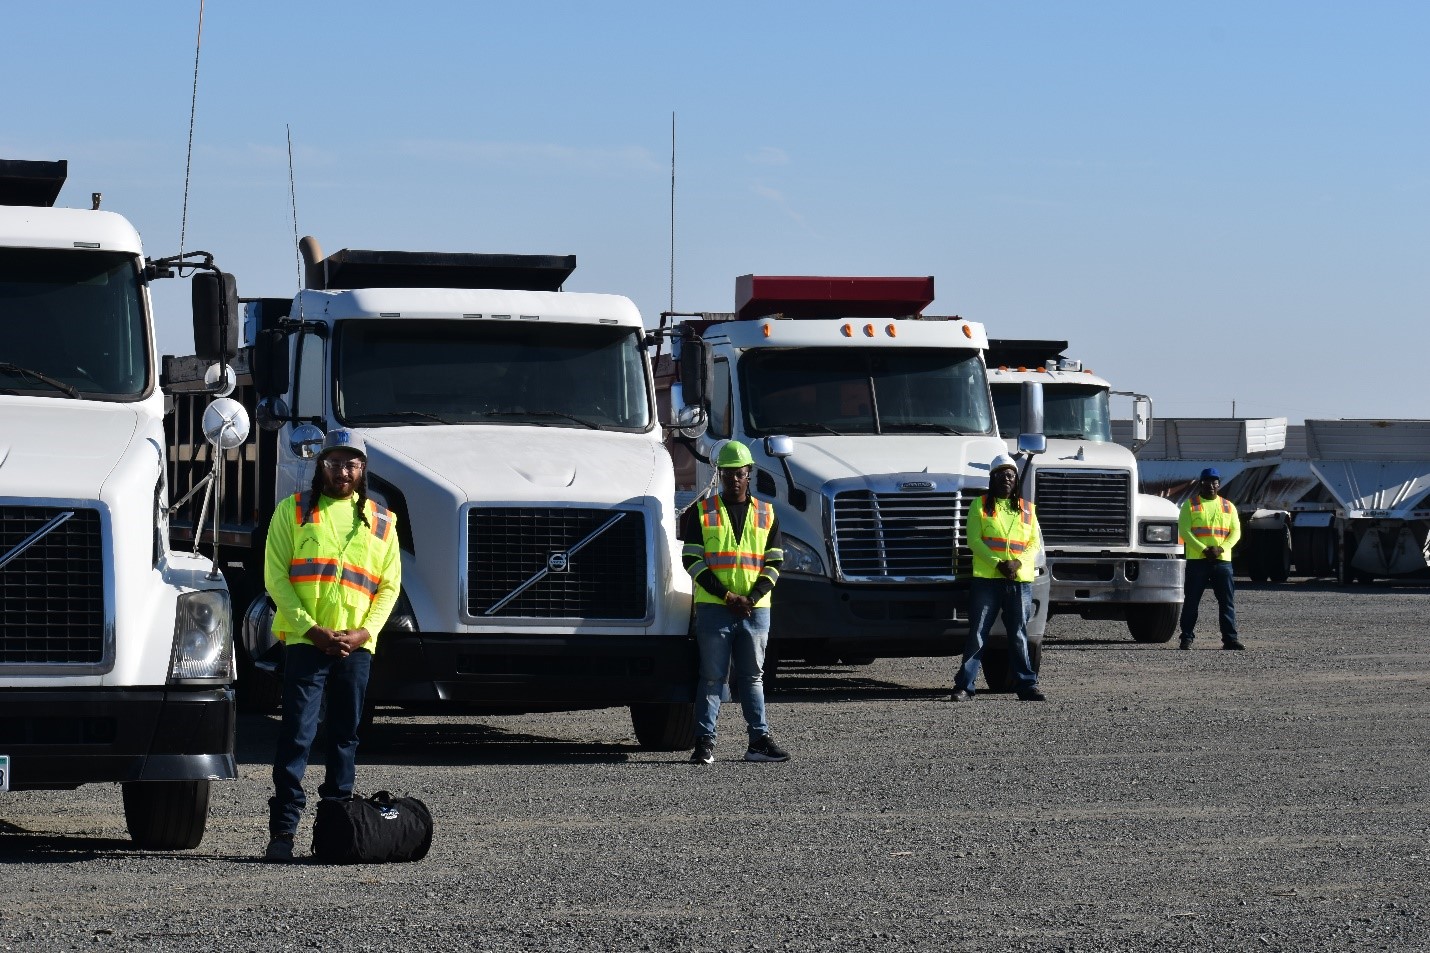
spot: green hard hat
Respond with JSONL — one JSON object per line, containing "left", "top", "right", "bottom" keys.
{"left": 716, "top": 440, "right": 754, "bottom": 469}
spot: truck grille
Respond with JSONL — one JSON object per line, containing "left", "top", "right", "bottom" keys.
{"left": 0, "top": 506, "right": 106, "bottom": 665}
{"left": 467, "top": 507, "right": 648, "bottom": 620}
{"left": 1033, "top": 469, "right": 1131, "bottom": 545}
{"left": 831, "top": 491, "right": 972, "bottom": 581}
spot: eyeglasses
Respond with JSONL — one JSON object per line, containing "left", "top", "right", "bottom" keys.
{"left": 322, "top": 459, "right": 365, "bottom": 473}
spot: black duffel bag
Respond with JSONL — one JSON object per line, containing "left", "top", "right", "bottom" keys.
{"left": 311, "top": 791, "right": 433, "bottom": 864}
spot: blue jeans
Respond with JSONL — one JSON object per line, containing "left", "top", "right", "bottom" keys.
{"left": 694, "top": 604, "right": 770, "bottom": 742}
{"left": 1181, "top": 558, "right": 1238, "bottom": 644}
{"left": 269, "top": 643, "right": 372, "bottom": 837}
{"left": 956, "top": 577, "right": 1037, "bottom": 693}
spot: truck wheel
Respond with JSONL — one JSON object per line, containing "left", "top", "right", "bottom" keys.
{"left": 122, "top": 780, "right": 211, "bottom": 850}
{"left": 1267, "top": 532, "right": 1292, "bottom": 583}
{"left": 629, "top": 703, "right": 697, "bottom": 751}
{"left": 1126, "top": 603, "right": 1179, "bottom": 643}
{"left": 236, "top": 648, "right": 284, "bottom": 713}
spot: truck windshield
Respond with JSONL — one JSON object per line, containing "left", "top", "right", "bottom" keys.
{"left": 992, "top": 382, "right": 1111, "bottom": 441}
{"left": 742, "top": 347, "right": 993, "bottom": 436}
{"left": 334, "top": 319, "right": 651, "bottom": 430}
{"left": 0, "top": 248, "right": 148, "bottom": 399}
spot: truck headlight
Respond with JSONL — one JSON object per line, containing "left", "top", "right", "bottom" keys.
{"left": 171, "top": 590, "right": 235, "bottom": 682}
{"left": 1141, "top": 522, "right": 1177, "bottom": 545}
{"left": 780, "top": 535, "right": 826, "bottom": 576}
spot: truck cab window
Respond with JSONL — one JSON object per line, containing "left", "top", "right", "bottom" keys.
{"left": 743, "top": 347, "right": 993, "bottom": 436}
{"left": 293, "top": 330, "right": 326, "bottom": 420}
{"left": 0, "top": 248, "right": 147, "bottom": 399}
{"left": 333, "top": 319, "right": 651, "bottom": 431}
{"left": 709, "top": 359, "right": 731, "bottom": 438}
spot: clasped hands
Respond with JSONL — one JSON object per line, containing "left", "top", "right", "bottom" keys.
{"left": 304, "top": 625, "right": 372, "bottom": 658}
{"left": 723, "top": 591, "right": 755, "bottom": 619}
{"left": 997, "top": 558, "right": 1022, "bottom": 581}
{"left": 1202, "top": 545, "right": 1224, "bottom": 560}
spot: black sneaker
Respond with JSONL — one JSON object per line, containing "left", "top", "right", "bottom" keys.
{"left": 1223, "top": 640, "right": 1246, "bottom": 651}
{"left": 947, "top": 688, "right": 975, "bottom": 703}
{"left": 263, "top": 833, "right": 295, "bottom": 863}
{"left": 1016, "top": 686, "right": 1047, "bottom": 702}
{"left": 744, "top": 734, "right": 790, "bottom": 762}
{"left": 689, "top": 737, "right": 715, "bottom": 765}
{"left": 1178, "top": 638, "right": 1193, "bottom": 650}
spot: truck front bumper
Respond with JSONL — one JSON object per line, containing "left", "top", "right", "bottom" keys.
{"left": 1046, "top": 554, "right": 1184, "bottom": 614}
{"left": 367, "top": 634, "right": 697, "bottom": 711}
{"left": 0, "top": 687, "right": 235, "bottom": 791}
{"left": 770, "top": 576, "right": 1046, "bottom": 660}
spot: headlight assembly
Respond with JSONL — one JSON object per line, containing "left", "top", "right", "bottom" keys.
{"left": 779, "top": 535, "right": 826, "bottom": 576}
{"left": 171, "top": 590, "right": 234, "bottom": 682}
{"left": 1141, "top": 522, "right": 1177, "bottom": 545}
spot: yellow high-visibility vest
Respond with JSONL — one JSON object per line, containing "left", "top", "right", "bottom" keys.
{"left": 967, "top": 494, "right": 1040, "bottom": 582}
{"left": 264, "top": 492, "right": 402, "bottom": 648}
{"left": 1179, "top": 494, "right": 1240, "bottom": 561}
{"left": 688, "top": 495, "right": 776, "bottom": 607}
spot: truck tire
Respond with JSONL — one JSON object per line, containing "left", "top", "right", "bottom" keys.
{"left": 629, "top": 703, "right": 697, "bottom": 751}
{"left": 122, "top": 780, "right": 211, "bottom": 850}
{"left": 1267, "top": 529, "right": 1292, "bottom": 583}
{"left": 1126, "top": 603, "right": 1179, "bottom": 643}
{"left": 236, "top": 647, "right": 284, "bottom": 713}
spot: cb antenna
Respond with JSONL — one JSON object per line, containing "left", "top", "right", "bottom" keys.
{"left": 669, "top": 111, "right": 676, "bottom": 313}
{"left": 177, "top": 0, "right": 206, "bottom": 269}
{"left": 287, "top": 125, "right": 303, "bottom": 292}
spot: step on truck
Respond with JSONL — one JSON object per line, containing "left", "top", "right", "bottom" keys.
{"left": 657, "top": 275, "right": 1049, "bottom": 690}
{"left": 163, "top": 238, "right": 697, "bottom": 749}
{"left": 0, "top": 158, "right": 243, "bottom": 849}
{"left": 986, "top": 340, "right": 1184, "bottom": 643}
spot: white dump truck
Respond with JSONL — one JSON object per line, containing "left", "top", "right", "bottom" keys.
{"left": 0, "top": 158, "right": 241, "bottom": 849}
{"left": 164, "top": 239, "right": 697, "bottom": 748}
{"left": 658, "top": 275, "right": 1049, "bottom": 690}
{"left": 986, "top": 340, "right": 1183, "bottom": 642}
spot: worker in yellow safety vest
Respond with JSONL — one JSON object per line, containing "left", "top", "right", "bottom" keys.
{"left": 1177, "top": 467, "right": 1245, "bottom": 651}
{"left": 262, "top": 429, "right": 401, "bottom": 862}
{"left": 680, "top": 440, "right": 789, "bottom": 764}
{"left": 948, "top": 453, "right": 1045, "bottom": 702}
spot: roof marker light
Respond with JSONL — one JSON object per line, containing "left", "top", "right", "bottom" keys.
{"left": 885, "top": 324, "right": 897, "bottom": 337}
{"left": 962, "top": 325, "right": 973, "bottom": 339}
{"left": 841, "top": 323, "right": 853, "bottom": 337}
{"left": 863, "top": 323, "right": 875, "bottom": 337}
{"left": 763, "top": 323, "right": 772, "bottom": 338}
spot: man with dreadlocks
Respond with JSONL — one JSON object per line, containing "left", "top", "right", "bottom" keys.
{"left": 262, "top": 430, "right": 401, "bottom": 862}
{"left": 948, "top": 452, "right": 1046, "bottom": 703}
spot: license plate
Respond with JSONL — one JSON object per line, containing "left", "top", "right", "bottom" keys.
{"left": 0, "top": 755, "right": 9, "bottom": 791}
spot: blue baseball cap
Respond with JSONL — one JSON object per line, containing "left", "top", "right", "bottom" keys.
{"left": 318, "top": 428, "right": 366, "bottom": 461}
{"left": 1200, "top": 467, "right": 1220, "bottom": 480}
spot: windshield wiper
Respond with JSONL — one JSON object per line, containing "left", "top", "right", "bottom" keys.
{"left": 0, "top": 363, "right": 81, "bottom": 399}
{"left": 774, "top": 420, "right": 844, "bottom": 435}
{"left": 345, "top": 411, "right": 453, "bottom": 425}
{"left": 885, "top": 422, "right": 971, "bottom": 435}
{"left": 1045, "top": 431, "right": 1093, "bottom": 439}
{"left": 483, "top": 410, "right": 601, "bottom": 430}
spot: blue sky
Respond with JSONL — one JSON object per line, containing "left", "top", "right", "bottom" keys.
{"left": 4, "top": 1, "right": 1426, "bottom": 422}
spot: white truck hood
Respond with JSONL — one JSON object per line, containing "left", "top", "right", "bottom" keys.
{"left": 362, "top": 425, "right": 664, "bottom": 504}
{"left": 0, "top": 399, "right": 142, "bottom": 499}
{"left": 777, "top": 434, "right": 1008, "bottom": 492}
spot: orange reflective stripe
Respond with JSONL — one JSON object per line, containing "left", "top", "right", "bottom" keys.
{"left": 294, "top": 493, "right": 320, "bottom": 526}
{"left": 700, "top": 497, "right": 722, "bottom": 528}
{"left": 339, "top": 563, "right": 382, "bottom": 597}
{"left": 289, "top": 557, "right": 339, "bottom": 583}
{"left": 983, "top": 536, "right": 1029, "bottom": 554}
{"left": 705, "top": 550, "right": 764, "bottom": 571}
{"left": 367, "top": 500, "right": 395, "bottom": 541}
{"left": 754, "top": 499, "right": 772, "bottom": 530}
{"left": 1191, "top": 527, "right": 1231, "bottom": 539}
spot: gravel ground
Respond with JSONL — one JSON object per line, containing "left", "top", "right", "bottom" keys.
{"left": 2, "top": 582, "right": 1428, "bottom": 952}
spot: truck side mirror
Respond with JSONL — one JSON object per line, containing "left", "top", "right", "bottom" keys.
{"left": 191, "top": 271, "right": 239, "bottom": 362}
{"left": 679, "top": 337, "right": 711, "bottom": 408}
{"left": 254, "top": 328, "right": 291, "bottom": 398}
{"left": 1132, "top": 395, "right": 1152, "bottom": 446}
